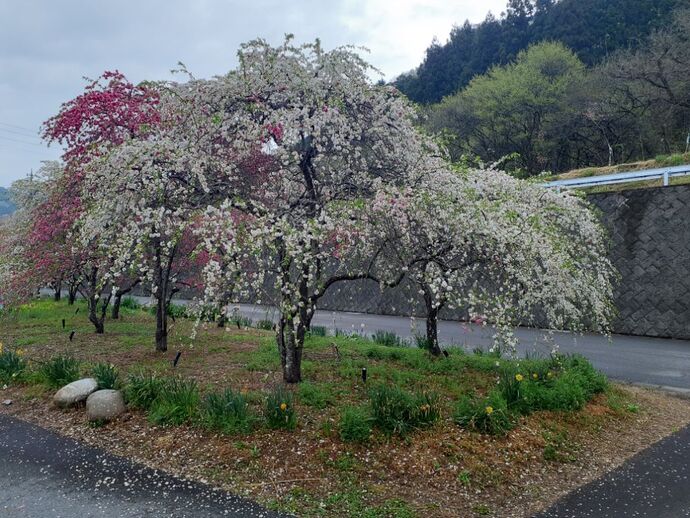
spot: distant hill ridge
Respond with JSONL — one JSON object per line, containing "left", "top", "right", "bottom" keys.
{"left": 395, "top": 0, "right": 685, "bottom": 104}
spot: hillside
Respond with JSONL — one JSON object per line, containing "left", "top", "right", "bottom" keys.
{"left": 395, "top": 0, "right": 684, "bottom": 104}
{"left": 0, "top": 187, "right": 16, "bottom": 216}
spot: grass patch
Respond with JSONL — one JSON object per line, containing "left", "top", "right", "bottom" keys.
{"left": 92, "top": 362, "right": 120, "bottom": 390}
{"left": 372, "top": 330, "right": 405, "bottom": 347}
{"left": 454, "top": 390, "right": 513, "bottom": 436}
{"left": 37, "top": 356, "right": 81, "bottom": 388}
{"left": 124, "top": 370, "right": 167, "bottom": 410}
{"left": 369, "top": 384, "right": 440, "bottom": 436}
{"left": 148, "top": 377, "right": 200, "bottom": 426}
{"left": 201, "top": 388, "right": 255, "bottom": 434}
{"left": 0, "top": 347, "right": 27, "bottom": 384}
{"left": 339, "top": 406, "right": 373, "bottom": 443}
{"left": 298, "top": 381, "right": 335, "bottom": 409}
{"left": 265, "top": 385, "right": 297, "bottom": 430}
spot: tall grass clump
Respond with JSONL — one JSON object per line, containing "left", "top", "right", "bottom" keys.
{"left": 124, "top": 370, "right": 167, "bottom": 410}
{"left": 265, "top": 385, "right": 297, "bottom": 430}
{"left": 0, "top": 347, "right": 26, "bottom": 383}
{"left": 201, "top": 388, "right": 255, "bottom": 434}
{"left": 38, "top": 356, "right": 81, "bottom": 388}
{"left": 454, "top": 390, "right": 513, "bottom": 436}
{"left": 92, "top": 362, "right": 120, "bottom": 390}
{"left": 148, "top": 377, "right": 200, "bottom": 426}
{"left": 339, "top": 406, "right": 373, "bottom": 443}
{"left": 368, "top": 384, "right": 440, "bottom": 436}
{"left": 372, "top": 330, "right": 405, "bottom": 347}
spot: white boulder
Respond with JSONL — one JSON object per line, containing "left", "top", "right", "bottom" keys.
{"left": 53, "top": 378, "right": 98, "bottom": 408}
{"left": 86, "top": 389, "right": 126, "bottom": 421}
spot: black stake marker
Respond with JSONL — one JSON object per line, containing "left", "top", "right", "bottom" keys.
{"left": 62, "top": 319, "right": 66, "bottom": 329}
{"left": 69, "top": 330, "right": 75, "bottom": 341}
{"left": 173, "top": 351, "right": 182, "bottom": 367}
{"left": 361, "top": 367, "right": 367, "bottom": 383}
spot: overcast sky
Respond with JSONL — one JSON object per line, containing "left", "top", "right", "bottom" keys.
{"left": 0, "top": 0, "right": 505, "bottom": 188}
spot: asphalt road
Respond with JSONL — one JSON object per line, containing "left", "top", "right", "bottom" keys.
{"left": 535, "top": 423, "right": 690, "bottom": 517}
{"left": 224, "top": 303, "right": 690, "bottom": 392}
{"left": 0, "top": 414, "right": 285, "bottom": 518}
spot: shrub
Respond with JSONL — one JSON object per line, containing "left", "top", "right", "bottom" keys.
{"left": 92, "top": 362, "right": 120, "bottom": 390}
{"left": 368, "top": 384, "right": 440, "bottom": 436}
{"left": 148, "top": 303, "right": 188, "bottom": 319}
{"left": 0, "top": 347, "right": 26, "bottom": 383}
{"left": 120, "top": 297, "right": 141, "bottom": 310}
{"left": 148, "top": 377, "right": 200, "bottom": 426}
{"left": 265, "top": 385, "right": 297, "bottom": 430}
{"left": 201, "top": 388, "right": 255, "bottom": 434}
{"left": 168, "top": 303, "right": 188, "bottom": 319}
{"left": 372, "top": 330, "right": 404, "bottom": 347}
{"left": 339, "top": 406, "right": 373, "bottom": 443}
{"left": 453, "top": 390, "right": 513, "bottom": 436}
{"left": 256, "top": 319, "right": 274, "bottom": 330}
{"left": 38, "top": 356, "right": 81, "bottom": 388}
{"left": 124, "top": 370, "right": 167, "bottom": 410}
{"left": 298, "top": 381, "right": 334, "bottom": 409}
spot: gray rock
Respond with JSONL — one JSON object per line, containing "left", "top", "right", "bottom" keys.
{"left": 2, "top": 399, "right": 12, "bottom": 406}
{"left": 53, "top": 378, "right": 98, "bottom": 408}
{"left": 86, "top": 389, "right": 125, "bottom": 421}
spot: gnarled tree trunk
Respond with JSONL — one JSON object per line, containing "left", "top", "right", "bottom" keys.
{"left": 422, "top": 287, "right": 443, "bottom": 357}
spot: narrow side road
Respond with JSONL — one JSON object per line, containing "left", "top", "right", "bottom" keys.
{"left": 0, "top": 414, "right": 286, "bottom": 518}
{"left": 534, "top": 423, "right": 690, "bottom": 517}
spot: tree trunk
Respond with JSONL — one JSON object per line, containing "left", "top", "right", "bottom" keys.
{"left": 53, "top": 280, "right": 62, "bottom": 302}
{"left": 423, "top": 288, "right": 443, "bottom": 357}
{"left": 111, "top": 293, "right": 122, "bottom": 319}
{"left": 276, "top": 315, "right": 304, "bottom": 383}
{"left": 217, "top": 311, "right": 227, "bottom": 328}
{"left": 68, "top": 283, "right": 78, "bottom": 305}
{"left": 155, "top": 294, "right": 168, "bottom": 352}
{"left": 84, "top": 267, "right": 110, "bottom": 334}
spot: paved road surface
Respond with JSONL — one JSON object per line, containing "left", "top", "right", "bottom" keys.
{"left": 220, "top": 303, "right": 690, "bottom": 392}
{"left": 0, "top": 414, "right": 285, "bottom": 518}
{"left": 535, "top": 424, "right": 690, "bottom": 517}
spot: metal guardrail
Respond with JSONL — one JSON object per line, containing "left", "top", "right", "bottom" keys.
{"left": 543, "top": 164, "right": 690, "bottom": 189}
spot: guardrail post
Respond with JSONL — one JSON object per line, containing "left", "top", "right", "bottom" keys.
{"left": 663, "top": 171, "right": 669, "bottom": 186}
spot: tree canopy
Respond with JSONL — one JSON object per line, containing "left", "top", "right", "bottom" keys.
{"left": 395, "top": 0, "right": 684, "bottom": 104}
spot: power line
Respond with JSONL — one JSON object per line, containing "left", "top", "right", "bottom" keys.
{"left": 0, "top": 127, "right": 41, "bottom": 141}
{"left": 0, "top": 135, "right": 44, "bottom": 147}
{"left": 0, "top": 121, "right": 39, "bottom": 133}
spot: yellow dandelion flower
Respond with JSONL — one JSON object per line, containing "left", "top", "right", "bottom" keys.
{"left": 485, "top": 406, "right": 494, "bottom": 415}
{"left": 280, "top": 402, "right": 287, "bottom": 412}
{"left": 515, "top": 373, "right": 524, "bottom": 382}
{"left": 547, "top": 372, "right": 554, "bottom": 378}
{"left": 16, "top": 349, "right": 24, "bottom": 356}
{"left": 532, "top": 373, "right": 538, "bottom": 379}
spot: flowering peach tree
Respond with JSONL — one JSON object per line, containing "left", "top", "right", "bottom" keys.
{"left": 184, "top": 38, "right": 446, "bottom": 382}
{"left": 364, "top": 166, "right": 616, "bottom": 356}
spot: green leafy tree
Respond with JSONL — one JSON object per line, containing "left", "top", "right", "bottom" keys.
{"left": 428, "top": 42, "right": 586, "bottom": 175}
